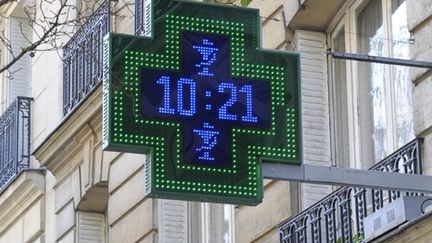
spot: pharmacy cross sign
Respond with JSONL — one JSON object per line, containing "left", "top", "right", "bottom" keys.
{"left": 103, "top": 0, "right": 301, "bottom": 205}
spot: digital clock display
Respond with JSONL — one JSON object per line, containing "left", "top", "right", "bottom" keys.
{"left": 141, "top": 31, "right": 270, "bottom": 167}
{"left": 103, "top": 0, "right": 301, "bottom": 205}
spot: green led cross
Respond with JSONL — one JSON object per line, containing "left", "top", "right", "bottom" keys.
{"left": 103, "top": 0, "right": 301, "bottom": 205}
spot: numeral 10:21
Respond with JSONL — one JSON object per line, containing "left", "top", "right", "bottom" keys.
{"left": 156, "top": 76, "right": 258, "bottom": 123}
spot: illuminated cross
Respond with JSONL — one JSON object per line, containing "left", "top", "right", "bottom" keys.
{"left": 103, "top": 0, "right": 300, "bottom": 205}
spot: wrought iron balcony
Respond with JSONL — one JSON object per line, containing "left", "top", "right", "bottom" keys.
{"left": 279, "top": 138, "right": 423, "bottom": 243}
{"left": 63, "top": 0, "right": 110, "bottom": 116}
{"left": 135, "top": 0, "right": 178, "bottom": 35}
{"left": 0, "top": 97, "right": 32, "bottom": 191}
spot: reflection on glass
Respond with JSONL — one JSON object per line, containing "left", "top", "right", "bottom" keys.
{"left": 392, "top": 0, "right": 414, "bottom": 147}
{"left": 356, "top": 0, "right": 414, "bottom": 166}
{"left": 357, "top": 0, "right": 387, "bottom": 166}
{"left": 369, "top": 26, "right": 387, "bottom": 163}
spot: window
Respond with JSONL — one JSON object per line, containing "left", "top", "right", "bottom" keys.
{"left": 159, "top": 200, "right": 234, "bottom": 243}
{"left": 4, "top": 9, "right": 32, "bottom": 106}
{"left": 329, "top": 0, "right": 414, "bottom": 169}
{"left": 331, "top": 26, "right": 350, "bottom": 168}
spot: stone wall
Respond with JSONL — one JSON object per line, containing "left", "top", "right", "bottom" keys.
{"left": 0, "top": 171, "right": 45, "bottom": 243}
{"left": 407, "top": 0, "right": 432, "bottom": 175}
{"left": 34, "top": 87, "right": 158, "bottom": 243}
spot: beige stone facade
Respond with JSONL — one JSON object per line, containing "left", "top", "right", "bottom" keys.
{"left": 0, "top": 0, "right": 431, "bottom": 242}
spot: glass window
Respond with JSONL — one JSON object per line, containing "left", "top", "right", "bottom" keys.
{"left": 357, "top": 0, "right": 387, "bottom": 165}
{"left": 329, "top": 0, "right": 413, "bottom": 169}
{"left": 186, "top": 202, "right": 234, "bottom": 242}
{"left": 332, "top": 27, "right": 350, "bottom": 168}
{"left": 391, "top": 0, "right": 414, "bottom": 147}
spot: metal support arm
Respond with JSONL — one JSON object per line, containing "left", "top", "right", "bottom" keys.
{"left": 262, "top": 162, "right": 432, "bottom": 194}
{"left": 328, "top": 51, "right": 432, "bottom": 68}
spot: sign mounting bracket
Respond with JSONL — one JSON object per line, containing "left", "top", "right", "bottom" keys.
{"left": 262, "top": 162, "right": 432, "bottom": 194}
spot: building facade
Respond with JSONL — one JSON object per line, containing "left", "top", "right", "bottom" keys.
{"left": 0, "top": 0, "right": 431, "bottom": 242}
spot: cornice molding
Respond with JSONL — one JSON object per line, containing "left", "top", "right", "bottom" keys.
{"left": 0, "top": 170, "right": 45, "bottom": 235}
{"left": 33, "top": 86, "right": 103, "bottom": 176}
{"left": 0, "top": 1, "right": 17, "bottom": 18}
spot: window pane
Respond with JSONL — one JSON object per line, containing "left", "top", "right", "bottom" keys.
{"left": 357, "top": 0, "right": 387, "bottom": 166}
{"left": 333, "top": 27, "right": 350, "bottom": 168}
{"left": 208, "top": 204, "right": 233, "bottom": 243}
{"left": 391, "top": 0, "right": 414, "bottom": 147}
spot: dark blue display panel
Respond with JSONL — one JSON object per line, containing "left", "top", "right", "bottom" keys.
{"left": 141, "top": 31, "right": 271, "bottom": 167}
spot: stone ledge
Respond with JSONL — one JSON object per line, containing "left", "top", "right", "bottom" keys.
{"left": 407, "top": 0, "right": 432, "bottom": 32}
{"left": 0, "top": 169, "right": 46, "bottom": 235}
{"left": 0, "top": 1, "right": 18, "bottom": 18}
{"left": 33, "top": 85, "right": 102, "bottom": 176}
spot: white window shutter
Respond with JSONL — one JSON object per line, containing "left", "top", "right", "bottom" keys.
{"left": 293, "top": 30, "right": 332, "bottom": 209}
{"left": 77, "top": 212, "right": 106, "bottom": 243}
{"left": 159, "top": 199, "right": 188, "bottom": 243}
{"left": 8, "top": 17, "right": 32, "bottom": 104}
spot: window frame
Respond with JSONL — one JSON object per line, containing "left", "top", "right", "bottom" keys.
{"left": 328, "top": 0, "right": 413, "bottom": 169}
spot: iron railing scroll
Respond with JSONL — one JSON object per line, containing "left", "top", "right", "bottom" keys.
{"left": 279, "top": 138, "right": 423, "bottom": 243}
{"left": 63, "top": 0, "right": 110, "bottom": 116}
{"left": 0, "top": 97, "right": 32, "bottom": 191}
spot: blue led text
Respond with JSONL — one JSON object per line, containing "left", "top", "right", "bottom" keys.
{"left": 177, "top": 78, "right": 196, "bottom": 116}
{"left": 239, "top": 84, "right": 258, "bottom": 123}
{"left": 156, "top": 76, "right": 197, "bottom": 116}
{"left": 156, "top": 77, "right": 258, "bottom": 123}
{"left": 156, "top": 76, "right": 176, "bottom": 114}
{"left": 218, "top": 82, "right": 238, "bottom": 121}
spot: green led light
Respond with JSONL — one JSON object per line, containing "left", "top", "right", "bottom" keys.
{"left": 103, "top": 1, "right": 300, "bottom": 206}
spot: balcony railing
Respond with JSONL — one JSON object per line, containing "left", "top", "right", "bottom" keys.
{"left": 135, "top": 0, "right": 179, "bottom": 35}
{"left": 63, "top": 0, "right": 110, "bottom": 116}
{"left": 0, "top": 97, "right": 32, "bottom": 191}
{"left": 279, "top": 138, "right": 423, "bottom": 243}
